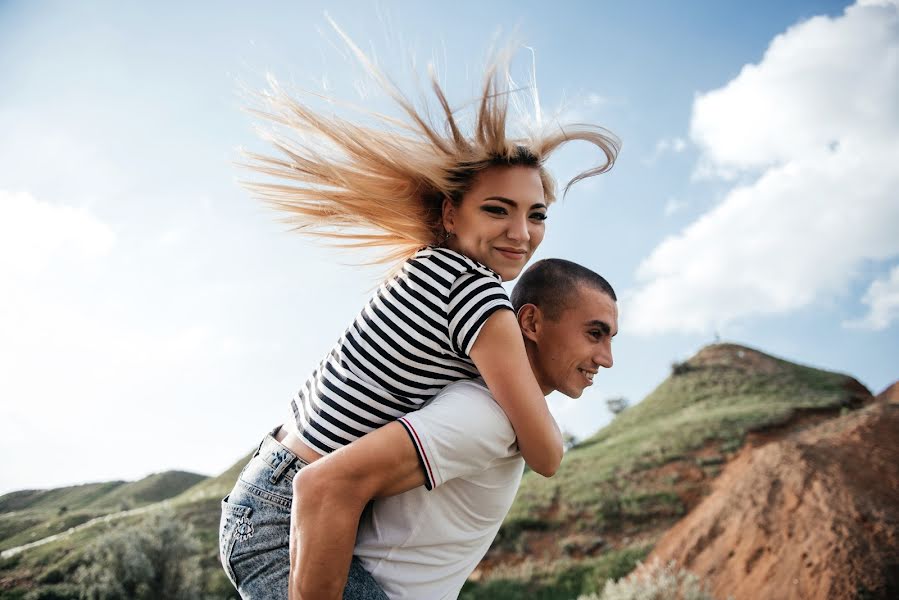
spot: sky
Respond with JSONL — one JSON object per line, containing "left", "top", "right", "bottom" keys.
{"left": 1, "top": 0, "right": 897, "bottom": 495}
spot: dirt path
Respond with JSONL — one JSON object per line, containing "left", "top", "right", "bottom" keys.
{"left": 0, "top": 501, "right": 168, "bottom": 559}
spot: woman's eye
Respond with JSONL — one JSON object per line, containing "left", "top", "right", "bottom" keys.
{"left": 482, "top": 206, "right": 507, "bottom": 215}
{"left": 530, "top": 212, "right": 548, "bottom": 221}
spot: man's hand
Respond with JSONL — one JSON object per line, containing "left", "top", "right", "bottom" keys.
{"left": 288, "top": 421, "right": 426, "bottom": 600}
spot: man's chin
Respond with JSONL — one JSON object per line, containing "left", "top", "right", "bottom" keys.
{"left": 561, "top": 386, "right": 586, "bottom": 399}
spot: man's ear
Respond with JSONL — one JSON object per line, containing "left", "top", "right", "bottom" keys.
{"left": 517, "top": 304, "right": 541, "bottom": 343}
{"left": 441, "top": 197, "right": 456, "bottom": 234}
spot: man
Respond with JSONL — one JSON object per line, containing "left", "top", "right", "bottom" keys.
{"left": 290, "top": 259, "right": 618, "bottom": 599}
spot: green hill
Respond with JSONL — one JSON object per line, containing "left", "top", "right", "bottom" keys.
{"left": 89, "top": 470, "right": 208, "bottom": 511}
{"left": 0, "top": 470, "right": 208, "bottom": 555}
{"left": 174, "top": 451, "right": 253, "bottom": 504}
{"left": 0, "top": 344, "right": 877, "bottom": 600}
{"left": 461, "top": 343, "right": 871, "bottom": 598}
{"left": 511, "top": 343, "right": 862, "bottom": 520}
{"left": 0, "top": 482, "right": 126, "bottom": 516}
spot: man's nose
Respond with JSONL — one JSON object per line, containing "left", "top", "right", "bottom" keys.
{"left": 594, "top": 341, "right": 613, "bottom": 369}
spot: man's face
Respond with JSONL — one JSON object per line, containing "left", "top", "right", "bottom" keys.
{"left": 532, "top": 285, "right": 618, "bottom": 398}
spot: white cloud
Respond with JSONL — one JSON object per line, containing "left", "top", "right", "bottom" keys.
{"left": 656, "top": 137, "right": 687, "bottom": 154}
{"left": 844, "top": 265, "right": 899, "bottom": 330}
{"left": 645, "top": 136, "right": 688, "bottom": 165}
{"left": 0, "top": 189, "right": 115, "bottom": 276}
{"left": 664, "top": 196, "right": 687, "bottom": 216}
{"left": 627, "top": 0, "right": 899, "bottom": 334}
{"left": 586, "top": 93, "right": 607, "bottom": 106}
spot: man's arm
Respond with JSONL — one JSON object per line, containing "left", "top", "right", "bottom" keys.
{"left": 289, "top": 421, "right": 425, "bottom": 600}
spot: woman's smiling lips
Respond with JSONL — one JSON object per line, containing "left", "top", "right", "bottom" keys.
{"left": 495, "top": 246, "right": 527, "bottom": 260}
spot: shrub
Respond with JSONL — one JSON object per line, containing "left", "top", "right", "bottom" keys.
{"left": 577, "top": 559, "right": 719, "bottom": 600}
{"left": 23, "top": 585, "right": 80, "bottom": 600}
{"left": 492, "top": 517, "right": 554, "bottom": 552}
{"left": 670, "top": 362, "right": 693, "bottom": 376}
{"left": 75, "top": 509, "right": 201, "bottom": 600}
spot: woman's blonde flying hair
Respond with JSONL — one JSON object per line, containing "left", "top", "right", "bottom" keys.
{"left": 242, "top": 19, "right": 620, "bottom": 268}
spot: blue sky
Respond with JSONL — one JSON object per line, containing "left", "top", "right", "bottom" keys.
{"left": 1, "top": 0, "right": 897, "bottom": 494}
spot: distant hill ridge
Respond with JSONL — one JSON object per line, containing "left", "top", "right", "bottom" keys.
{"left": 0, "top": 470, "right": 208, "bottom": 555}
{"left": 174, "top": 452, "right": 253, "bottom": 503}
{"left": 0, "top": 481, "right": 128, "bottom": 515}
{"left": 0, "top": 470, "right": 208, "bottom": 515}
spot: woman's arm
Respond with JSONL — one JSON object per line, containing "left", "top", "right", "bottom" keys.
{"left": 469, "top": 309, "right": 563, "bottom": 476}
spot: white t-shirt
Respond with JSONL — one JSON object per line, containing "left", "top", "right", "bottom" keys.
{"left": 354, "top": 379, "right": 525, "bottom": 600}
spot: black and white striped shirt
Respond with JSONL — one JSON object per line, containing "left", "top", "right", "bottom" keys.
{"left": 292, "top": 247, "right": 513, "bottom": 455}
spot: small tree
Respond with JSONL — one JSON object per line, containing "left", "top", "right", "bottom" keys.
{"left": 76, "top": 509, "right": 201, "bottom": 600}
{"left": 606, "top": 396, "right": 630, "bottom": 417}
{"left": 562, "top": 431, "right": 579, "bottom": 451}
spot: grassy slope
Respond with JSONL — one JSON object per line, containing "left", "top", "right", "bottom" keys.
{"left": 508, "top": 344, "right": 853, "bottom": 525}
{"left": 174, "top": 451, "right": 253, "bottom": 504}
{"left": 0, "top": 344, "right": 872, "bottom": 600}
{"left": 472, "top": 344, "right": 863, "bottom": 597}
{"left": 0, "top": 470, "right": 208, "bottom": 553}
{"left": 88, "top": 470, "right": 208, "bottom": 510}
{"left": 0, "top": 483, "right": 126, "bottom": 516}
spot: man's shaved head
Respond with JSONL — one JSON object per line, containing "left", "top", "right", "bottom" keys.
{"left": 510, "top": 258, "right": 617, "bottom": 321}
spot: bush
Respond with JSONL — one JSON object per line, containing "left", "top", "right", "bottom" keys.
{"left": 22, "top": 585, "right": 80, "bottom": 600}
{"left": 75, "top": 509, "right": 201, "bottom": 600}
{"left": 670, "top": 362, "right": 693, "bottom": 376}
{"left": 577, "top": 559, "right": 719, "bottom": 600}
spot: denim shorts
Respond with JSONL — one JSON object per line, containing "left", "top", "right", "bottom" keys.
{"left": 219, "top": 427, "right": 388, "bottom": 600}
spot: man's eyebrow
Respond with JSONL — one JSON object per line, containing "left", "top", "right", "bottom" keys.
{"left": 586, "top": 320, "right": 614, "bottom": 336}
{"left": 483, "top": 196, "right": 547, "bottom": 210}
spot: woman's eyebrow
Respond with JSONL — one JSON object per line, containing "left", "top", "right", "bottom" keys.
{"left": 483, "top": 196, "right": 548, "bottom": 210}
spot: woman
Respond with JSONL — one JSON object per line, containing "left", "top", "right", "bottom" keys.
{"left": 220, "top": 31, "right": 619, "bottom": 599}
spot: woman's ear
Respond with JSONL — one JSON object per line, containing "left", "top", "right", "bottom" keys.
{"left": 441, "top": 197, "right": 456, "bottom": 234}
{"left": 517, "top": 304, "right": 541, "bottom": 343}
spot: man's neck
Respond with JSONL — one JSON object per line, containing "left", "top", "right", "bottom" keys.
{"left": 525, "top": 343, "right": 552, "bottom": 396}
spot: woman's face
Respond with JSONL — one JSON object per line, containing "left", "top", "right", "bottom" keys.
{"left": 442, "top": 166, "right": 547, "bottom": 281}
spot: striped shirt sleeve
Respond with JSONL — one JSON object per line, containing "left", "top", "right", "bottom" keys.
{"left": 446, "top": 270, "right": 512, "bottom": 357}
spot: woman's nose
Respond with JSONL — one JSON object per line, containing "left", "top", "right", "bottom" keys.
{"left": 507, "top": 215, "right": 529, "bottom": 241}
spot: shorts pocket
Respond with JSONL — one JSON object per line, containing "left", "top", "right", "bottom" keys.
{"left": 219, "top": 495, "right": 253, "bottom": 590}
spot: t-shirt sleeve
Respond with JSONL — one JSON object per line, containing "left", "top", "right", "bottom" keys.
{"left": 397, "top": 382, "right": 518, "bottom": 491}
{"left": 446, "top": 270, "right": 513, "bottom": 357}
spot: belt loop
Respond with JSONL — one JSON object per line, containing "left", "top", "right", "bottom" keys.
{"left": 270, "top": 454, "right": 294, "bottom": 485}
{"left": 253, "top": 436, "right": 266, "bottom": 458}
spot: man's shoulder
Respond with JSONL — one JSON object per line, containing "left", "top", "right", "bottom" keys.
{"left": 429, "top": 378, "right": 507, "bottom": 419}
{"left": 408, "top": 377, "right": 514, "bottom": 441}
{"left": 411, "top": 378, "right": 515, "bottom": 451}
{"left": 438, "top": 378, "right": 492, "bottom": 399}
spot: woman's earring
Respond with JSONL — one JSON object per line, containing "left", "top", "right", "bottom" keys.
{"left": 441, "top": 230, "right": 455, "bottom": 246}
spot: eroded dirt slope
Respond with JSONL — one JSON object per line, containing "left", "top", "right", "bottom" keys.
{"left": 649, "top": 391, "right": 899, "bottom": 600}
